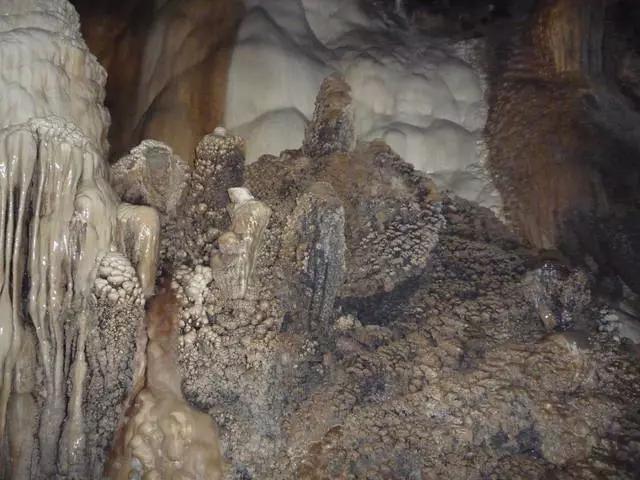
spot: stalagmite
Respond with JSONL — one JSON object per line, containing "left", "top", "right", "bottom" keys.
{"left": 210, "top": 187, "right": 272, "bottom": 299}
{"left": 116, "top": 203, "right": 161, "bottom": 298}
{"left": 281, "top": 182, "right": 346, "bottom": 335}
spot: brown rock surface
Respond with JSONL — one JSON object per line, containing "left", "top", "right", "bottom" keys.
{"left": 484, "top": 0, "right": 640, "bottom": 296}
{"left": 75, "top": 0, "right": 244, "bottom": 163}
{"left": 152, "top": 76, "right": 640, "bottom": 479}
{"left": 485, "top": 0, "right": 610, "bottom": 253}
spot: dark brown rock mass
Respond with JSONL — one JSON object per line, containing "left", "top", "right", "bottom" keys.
{"left": 484, "top": 0, "right": 640, "bottom": 293}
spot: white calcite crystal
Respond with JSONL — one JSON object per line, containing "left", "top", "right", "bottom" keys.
{"left": 0, "top": 1, "right": 157, "bottom": 477}
{"left": 210, "top": 187, "right": 272, "bottom": 300}
{"left": 213, "top": 126, "right": 228, "bottom": 136}
{"left": 94, "top": 252, "right": 145, "bottom": 306}
{"left": 224, "top": 0, "right": 501, "bottom": 212}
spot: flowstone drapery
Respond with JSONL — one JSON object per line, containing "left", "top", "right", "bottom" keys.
{"left": 0, "top": 1, "right": 159, "bottom": 477}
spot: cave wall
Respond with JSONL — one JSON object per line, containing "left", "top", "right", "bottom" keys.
{"left": 72, "top": 0, "right": 154, "bottom": 161}
{"left": 74, "top": 0, "right": 244, "bottom": 163}
{"left": 72, "top": 0, "right": 502, "bottom": 211}
{"left": 483, "top": 0, "right": 640, "bottom": 296}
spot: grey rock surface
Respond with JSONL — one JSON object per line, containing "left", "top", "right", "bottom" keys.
{"left": 281, "top": 181, "right": 346, "bottom": 336}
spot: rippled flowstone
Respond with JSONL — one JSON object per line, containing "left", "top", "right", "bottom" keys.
{"left": 0, "top": 2, "right": 160, "bottom": 477}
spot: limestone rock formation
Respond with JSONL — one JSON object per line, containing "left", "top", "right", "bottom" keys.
{"left": 164, "top": 117, "right": 640, "bottom": 478}
{"left": 125, "top": 72, "right": 452, "bottom": 478}
{"left": 111, "top": 140, "right": 190, "bottom": 216}
{"left": 0, "top": 2, "right": 158, "bottom": 477}
{"left": 523, "top": 260, "right": 592, "bottom": 331}
{"left": 484, "top": 0, "right": 640, "bottom": 296}
{"left": 3, "top": 2, "right": 640, "bottom": 479}
{"left": 76, "top": 0, "right": 500, "bottom": 209}
{"left": 244, "top": 76, "right": 446, "bottom": 302}
{"left": 302, "top": 75, "right": 356, "bottom": 158}
{"left": 84, "top": 293, "right": 146, "bottom": 478}
{"left": 210, "top": 187, "right": 272, "bottom": 300}
{"left": 193, "top": 128, "right": 246, "bottom": 211}
{"left": 160, "top": 128, "right": 245, "bottom": 270}
{"left": 105, "top": 277, "right": 224, "bottom": 480}
{"left": 115, "top": 203, "right": 161, "bottom": 298}
{"left": 224, "top": 0, "right": 500, "bottom": 211}
{"left": 281, "top": 181, "right": 346, "bottom": 335}
{"left": 94, "top": 251, "right": 145, "bottom": 306}
{"left": 156, "top": 76, "right": 639, "bottom": 478}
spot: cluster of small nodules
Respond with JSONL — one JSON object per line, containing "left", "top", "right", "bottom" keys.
{"left": 172, "top": 265, "right": 216, "bottom": 333}
{"left": 192, "top": 127, "right": 243, "bottom": 191}
{"left": 161, "top": 217, "right": 220, "bottom": 268}
{"left": 351, "top": 201, "right": 444, "bottom": 291}
{"left": 185, "top": 293, "right": 278, "bottom": 338}
{"left": 94, "top": 251, "right": 144, "bottom": 305}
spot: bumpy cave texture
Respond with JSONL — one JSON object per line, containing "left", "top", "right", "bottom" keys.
{"left": 1, "top": 0, "right": 640, "bottom": 478}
